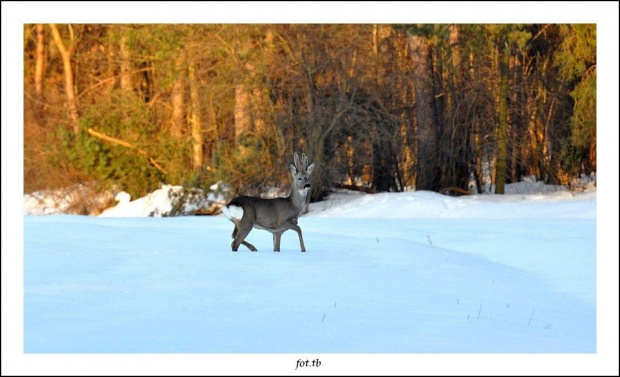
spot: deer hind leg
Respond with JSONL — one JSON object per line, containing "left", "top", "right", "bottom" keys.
{"left": 283, "top": 221, "right": 306, "bottom": 252}
{"left": 231, "top": 225, "right": 238, "bottom": 239}
{"left": 273, "top": 231, "right": 285, "bottom": 252}
{"left": 231, "top": 222, "right": 257, "bottom": 252}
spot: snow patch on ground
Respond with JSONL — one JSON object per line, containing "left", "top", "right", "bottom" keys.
{"left": 99, "top": 183, "right": 229, "bottom": 217}
{"left": 23, "top": 183, "right": 115, "bottom": 215}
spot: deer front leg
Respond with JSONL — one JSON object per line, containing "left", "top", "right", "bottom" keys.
{"left": 283, "top": 221, "right": 306, "bottom": 252}
{"left": 273, "top": 231, "right": 285, "bottom": 252}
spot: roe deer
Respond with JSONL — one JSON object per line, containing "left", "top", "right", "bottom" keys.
{"left": 222, "top": 152, "right": 315, "bottom": 252}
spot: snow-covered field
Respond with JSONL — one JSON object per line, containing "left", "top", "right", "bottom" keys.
{"left": 23, "top": 188, "right": 598, "bottom": 356}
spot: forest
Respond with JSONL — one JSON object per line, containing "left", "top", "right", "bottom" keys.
{"left": 23, "top": 24, "right": 596, "bottom": 203}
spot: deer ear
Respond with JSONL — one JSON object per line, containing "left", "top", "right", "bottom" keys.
{"left": 289, "top": 163, "right": 298, "bottom": 175}
{"left": 306, "top": 162, "right": 315, "bottom": 174}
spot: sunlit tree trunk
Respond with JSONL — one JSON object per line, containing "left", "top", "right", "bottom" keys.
{"left": 408, "top": 32, "right": 439, "bottom": 191}
{"left": 400, "top": 80, "right": 416, "bottom": 189}
{"left": 234, "top": 84, "right": 252, "bottom": 143}
{"left": 118, "top": 26, "right": 133, "bottom": 95}
{"left": 105, "top": 35, "right": 117, "bottom": 94}
{"left": 35, "top": 24, "right": 45, "bottom": 97}
{"left": 509, "top": 54, "right": 519, "bottom": 183}
{"left": 449, "top": 24, "right": 462, "bottom": 88}
{"left": 234, "top": 32, "right": 270, "bottom": 145}
{"left": 188, "top": 59, "right": 203, "bottom": 170}
{"left": 252, "top": 86, "right": 267, "bottom": 137}
{"left": 49, "top": 24, "right": 79, "bottom": 133}
{"left": 204, "top": 95, "right": 218, "bottom": 167}
{"left": 251, "top": 30, "right": 274, "bottom": 137}
{"left": 468, "top": 49, "right": 483, "bottom": 186}
{"left": 589, "top": 140, "right": 596, "bottom": 172}
{"left": 251, "top": 80, "right": 271, "bottom": 141}
{"left": 170, "top": 53, "right": 185, "bottom": 140}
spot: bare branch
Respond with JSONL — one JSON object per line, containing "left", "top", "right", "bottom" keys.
{"left": 87, "top": 128, "right": 167, "bottom": 175}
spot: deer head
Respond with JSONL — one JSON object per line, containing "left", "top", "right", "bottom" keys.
{"left": 289, "top": 152, "right": 315, "bottom": 193}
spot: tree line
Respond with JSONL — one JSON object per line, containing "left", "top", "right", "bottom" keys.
{"left": 24, "top": 24, "right": 596, "bottom": 201}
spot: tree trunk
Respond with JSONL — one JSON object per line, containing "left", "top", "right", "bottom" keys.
{"left": 509, "top": 54, "right": 518, "bottom": 183}
{"left": 170, "top": 53, "right": 185, "bottom": 140}
{"left": 35, "top": 24, "right": 45, "bottom": 97}
{"left": 408, "top": 32, "right": 439, "bottom": 191}
{"left": 252, "top": 30, "right": 274, "bottom": 137}
{"left": 400, "top": 80, "right": 416, "bottom": 189}
{"left": 205, "top": 95, "right": 218, "bottom": 167}
{"left": 234, "top": 36, "right": 255, "bottom": 146}
{"left": 371, "top": 25, "right": 398, "bottom": 192}
{"left": 589, "top": 139, "right": 596, "bottom": 172}
{"left": 105, "top": 35, "right": 117, "bottom": 94}
{"left": 495, "top": 39, "right": 510, "bottom": 194}
{"left": 252, "top": 86, "right": 268, "bottom": 137}
{"left": 449, "top": 24, "right": 462, "bottom": 87}
{"left": 447, "top": 24, "right": 462, "bottom": 158}
{"left": 526, "top": 85, "right": 540, "bottom": 177}
{"left": 118, "top": 26, "right": 133, "bottom": 95}
{"left": 188, "top": 59, "right": 203, "bottom": 170}
{"left": 234, "top": 84, "right": 252, "bottom": 143}
{"left": 468, "top": 49, "right": 482, "bottom": 187}
{"left": 49, "top": 24, "right": 79, "bottom": 133}
{"left": 304, "top": 79, "right": 326, "bottom": 203}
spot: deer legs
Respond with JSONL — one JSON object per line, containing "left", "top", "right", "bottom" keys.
{"left": 231, "top": 220, "right": 306, "bottom": 252}
{"left": 231, "top": 224, "right": 257, "bottom": 252}
{"left": 274, "top": 220, "right": 306, "bottom": 252}
{"left": 273, "top": 231, "right": 284, "bottom": 252}
{"left": 282, "top": 220, "right": 307, "bottom": 252}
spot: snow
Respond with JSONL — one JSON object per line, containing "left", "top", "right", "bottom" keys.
{"left": 98, "top": 184, "right": 226, "bottom": 217}
{"left": 23, "top": 187, "right": 598, "bottom": 356}
{"left": 4, "top": 1, "right": 619, "bottom": 374}
{"left": 23, "top": 183, "right": 115, "bottom": 215}
{"left": 308, "top": 189, "right": 595, "bottom": 219}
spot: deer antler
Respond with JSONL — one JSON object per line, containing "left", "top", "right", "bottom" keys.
{"left": 294, "top": 152, "right": 300, "bottom": 170}
{"left": 301, "top": 153, "right": 308, "bottom": 171}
